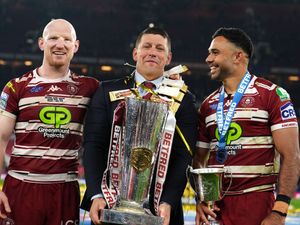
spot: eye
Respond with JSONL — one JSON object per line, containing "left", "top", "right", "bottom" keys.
{"left": 142, "top": 44, "right": 151, "bottom": 49}
{"left": 157, "top": 46, "right": 165, "bottom": 51}
{"left": 48, "top": 36, "right": 58, "bottom": 40}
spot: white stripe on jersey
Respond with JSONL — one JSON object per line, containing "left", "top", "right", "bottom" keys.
{"left": 271, "top": 122, "right": 298, "bottom": 131}
{"left": 224, "top": 165, "right": 276, "bottom": 175}
{"left": 8, "top": 170, "right": 78, "bottom": 183}
{"left": 18, "top": 96, "right": 91, "bottom": 110}
{"left": 255, "top": 82, "right": 276, "bottom": 91}
{"left": 196, "top": 141, "right": 210, "bottom": 148}
{"left": 12, "top": 146, "right": 78, "bottom": 159}
{"left": 15, "top": 121, "right": 84, "bottom": 132}
{"left": 205, "top": 109, "right": 269, "bottom": 127}
{"left": 199, "top": 136, "right": 274, "bottom": 150}
{"left": 0, "top": 109, "right": 16, "bottom": 119}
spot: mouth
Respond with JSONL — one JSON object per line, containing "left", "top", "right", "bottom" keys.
{"left": 52, "top": 51, "right": 66, "bottom": 56}
{"left": 209, "top": 65, "right": 218, "bottom": 74}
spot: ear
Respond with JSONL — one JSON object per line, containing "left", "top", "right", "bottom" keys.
{"left": 132, "top": 48, "right": 138, "bottom": 62}
{"left": 73, "top": 40, "right": 80, "bottom": 53}
{"left": 233, "top": 51, "right": 243, "bottom": 63}
{"left": 38, "top": 37, "right": 44, "bottom": 51}
{"left": 166, "top": 51, "right": 172, "bottom": 65}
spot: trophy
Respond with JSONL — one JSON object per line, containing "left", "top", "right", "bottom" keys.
{"left": 100, "top": 97, "right": 169, "bottom": 225}
{"left": 1, "top": 218, "right": 15, "bottom": 225}
{"left": 189, "top": 167, "right": 224, "bottom": 225}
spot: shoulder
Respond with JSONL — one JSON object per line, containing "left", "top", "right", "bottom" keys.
{"left": 2, "top": 70, "right": 34, "bottom": 93}
{"left": 70, "top": 72, "right": 99, "bottom": 86}
{"left": 253, "top": 76, "right": 277, "bottom": 91}
{"left": 100, "top": 76, "right": 133, "bottom": 91}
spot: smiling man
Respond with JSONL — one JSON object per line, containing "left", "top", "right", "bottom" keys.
{"left": 193, "top": 27, "right": 300, "bottom": 225}
{"left": 0, "top": 19, "right": 99, "bottom": 225}
{"left": 81, "top": 27, "right": 197, "bottom": 225}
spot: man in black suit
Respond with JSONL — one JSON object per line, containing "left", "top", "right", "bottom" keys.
{"left": 81, "top": 27, "right": 197, "bottom": 225}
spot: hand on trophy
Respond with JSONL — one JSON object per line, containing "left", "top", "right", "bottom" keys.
{"left": 158, "top": 202, "right": 171, "bottom": 225}
{"left": 195, "top": 201, "right": 220, "bottom": 225}
{"left": 89, "top": 197, "right": 107, "bottom": 225}
{"left": 0, "top": 192, "right": 11, "bottom": 219}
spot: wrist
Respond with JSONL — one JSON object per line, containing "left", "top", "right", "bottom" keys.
{"left": 271, "top": 210, "right": 287, "bottom": 217}
{"left": 276, "top": 194, "right": 291, "bottom": 205}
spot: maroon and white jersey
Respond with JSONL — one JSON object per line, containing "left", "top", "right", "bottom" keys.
{"left": 197, "top": 75, "right": 298, "bottom": 194}
{"left": 0, "top": 69, "right": 99, "bottom": 183}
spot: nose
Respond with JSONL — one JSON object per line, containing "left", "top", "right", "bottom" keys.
{"left": 205, "top": 54, "right": 212, "bottom": 64}
{"left": 55, "top": 38, "right": 65, "bottom": 48}
{"left": 147, "top": 47, "right": 158, "bottom": 57}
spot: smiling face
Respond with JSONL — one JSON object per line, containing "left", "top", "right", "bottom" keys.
{"left": 38, "top": 19, "right": 79, "bottom": 69}
{"left": 205, "top": 36, "right": 239, "bottom": 81}
{"left": 133, "top": 34, "right": 172, "bottom": 81}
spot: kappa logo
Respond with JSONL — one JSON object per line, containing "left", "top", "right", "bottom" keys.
{"left": 280, "top": 102, "right": 296, "bottom": 121}
{"left": 47, "top": 85, "right": 62, "bottom": 92}
{"left": 215, "top": 122, "right": 242, "bottom": 145}
{"left": 39, "top": 106, "right": 71, "bottom": 128}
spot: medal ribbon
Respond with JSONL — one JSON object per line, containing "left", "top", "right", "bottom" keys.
{"left": 216, "top": 71, "right": 251, "bottom": 163}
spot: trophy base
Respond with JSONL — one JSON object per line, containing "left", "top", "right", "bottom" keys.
{"left": 100, "top": 209, "right": 164, "bottom": 225}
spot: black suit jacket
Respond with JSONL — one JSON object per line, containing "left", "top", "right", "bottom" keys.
{"left": 81, "top": 75, "right": 197, "bottom": 225}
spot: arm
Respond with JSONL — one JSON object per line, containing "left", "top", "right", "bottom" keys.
{"left": 0, "top": 114, "right": 15, "bottom": 218}
{"left": 193, "top": 147, "right": 219, "bottom": 225}
{"left": 261, "top": 127, "right": 300, "bottom": 225}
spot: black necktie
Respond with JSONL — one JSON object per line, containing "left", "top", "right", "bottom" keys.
{"left": 142, "top": 81, "right": 155, "bottom": 99}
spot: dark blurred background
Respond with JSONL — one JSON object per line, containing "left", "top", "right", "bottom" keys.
{"left": 1, "top": 0, "right": 300, "bottom": 110}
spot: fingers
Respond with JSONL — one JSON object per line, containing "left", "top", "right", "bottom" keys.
{"left": 195, "top": 202, "right": 213, "bottom": 225}
{"left": 158, "top": 202, "right": 171, "bottom": 225}
{"left": 89, "top": 198, "right": 106, "bottom": 225}
{"left": 0, "top": 192, "right": 11, "bottom": 219}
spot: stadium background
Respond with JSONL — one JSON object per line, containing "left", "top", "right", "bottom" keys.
{"left": 0, "top": 0, "right": 299, "bottom": 224}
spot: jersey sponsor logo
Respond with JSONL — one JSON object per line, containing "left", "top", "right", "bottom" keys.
{"left": 38, "top": 106, "right": 71, "bottom": 138}
{"left": 215, "top": 122, "right": 243, "bottom": 155}
{"left": 0, "top": 92, "right": 9, "bottom": 109}
{"left": 30, "top": 86, "right": 44, "bottom": 93}
{"left": 45, "top": 96, "right": 65, "bottom": 103}
{"left": 280, "top": 102, "right": 296, "bottom": 120}
{"left": 39, "top": 106, "right": 71, "bottom": 128}
{"left": 47, "top": 85, "right": 63, "bottom": 92}
{"left": 276, "top": 87, "right": 290, "bottom": 101}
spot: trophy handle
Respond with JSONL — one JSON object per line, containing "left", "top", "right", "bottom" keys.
{"left": 220, "top": 167, "right": 233, "bottom": 199}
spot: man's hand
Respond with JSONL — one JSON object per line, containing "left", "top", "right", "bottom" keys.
{"left": 261, "top": 211, "right": 285, "bottom": 225}
{"left": 195, "top": 202, "right": 219, "bottom": 225}
{"left": 0, "top": 191, "right": 11, "bottom": 219}
{"left": 158, "top": 202, "right": 171, "bottom": 225}
{"left": 89, "top": 197, "right": 107, "bottom": 225}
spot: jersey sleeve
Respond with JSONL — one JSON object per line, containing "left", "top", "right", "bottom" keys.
{"left": 0, "top": 79, "right": 19, "bottom": 119}
{"left": 268, "top": 86, "right": 298, "bottom": 131}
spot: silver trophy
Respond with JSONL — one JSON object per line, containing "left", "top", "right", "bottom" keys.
{"left": 101, "top": 97, "right": 169, "bottom": 225}
{"left": 189, "top": 167, "right": 225, "bottom": 225}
